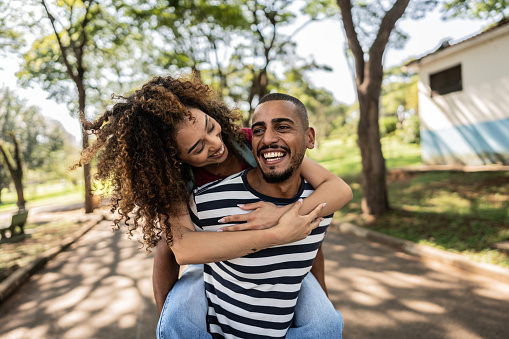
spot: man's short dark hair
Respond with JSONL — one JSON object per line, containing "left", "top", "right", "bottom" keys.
{"left": 258, "top": 93, "right": 309, "bottom": 129}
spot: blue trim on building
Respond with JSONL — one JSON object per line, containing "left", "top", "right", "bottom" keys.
{"left": 421, "top": 117, "right": 509, "bottom": 165}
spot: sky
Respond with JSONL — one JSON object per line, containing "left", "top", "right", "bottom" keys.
{"left": 0, "top": 7, "right": 492, "bottom": 142}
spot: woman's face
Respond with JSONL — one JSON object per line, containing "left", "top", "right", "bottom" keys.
{"left": 176, "top": 107, "right": 229, "bottom": 167}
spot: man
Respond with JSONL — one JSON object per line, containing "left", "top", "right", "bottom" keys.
{"left": 158, "top": 93, "right": 343, "bottom": 338}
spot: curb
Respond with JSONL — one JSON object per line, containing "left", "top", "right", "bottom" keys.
{"left": 334, "top": 221, "right": 509, "bottom": 285}
{"left": 0, "top": 213, "right": 106, "bottom": 304}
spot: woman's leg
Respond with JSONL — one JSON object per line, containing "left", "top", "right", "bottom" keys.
{"left": 157, "top": 264, "right": 212, "bottom": 339}
{"left": 286, "top": 272, "right": 344, "bottom": 339}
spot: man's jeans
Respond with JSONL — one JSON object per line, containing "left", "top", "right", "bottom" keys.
{"left": 157, "top": 265, "right": 343, "bottom": 338}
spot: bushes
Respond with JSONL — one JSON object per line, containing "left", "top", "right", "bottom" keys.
{"left": 398, "top": 114, "right": 420, "bottom": 144}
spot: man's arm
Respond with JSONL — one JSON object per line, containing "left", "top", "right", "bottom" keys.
{"left": 310, "top": 245, "right": 327, "bottom": 295}
{"left": 153, "top": 240, "right": 181, "bottom": 315}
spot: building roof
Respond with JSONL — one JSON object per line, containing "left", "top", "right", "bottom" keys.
{"left": 406, "top": 18, "right": 509, "bottom": 70}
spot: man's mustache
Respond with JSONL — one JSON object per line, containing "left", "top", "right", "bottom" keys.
{"left": 257, "top": 144, "right": 291, "bottom": 157}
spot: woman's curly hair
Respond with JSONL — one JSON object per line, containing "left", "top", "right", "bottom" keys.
{"left": 72, "top": 74, "right": 246, "bottom": 250}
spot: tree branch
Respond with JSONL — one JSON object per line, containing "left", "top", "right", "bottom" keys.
{"left": 337, "top": 0, "right": 364, "bottom": 85}
{"left": 40, "top": 0, "right": 79, "bottom": 84}
{"left": 369, "top": 0, "right": 410, "bottom": 65}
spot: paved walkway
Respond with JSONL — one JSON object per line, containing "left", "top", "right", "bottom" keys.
{"left": 1, "top": 212, "right": 509, "bottom": 339}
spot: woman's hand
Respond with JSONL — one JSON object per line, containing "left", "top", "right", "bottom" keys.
{"left": 218, "top": 201, "right": 290, "bottom": 231}
{"left": 271, "top": 199, "right": 326, "bottom": 245}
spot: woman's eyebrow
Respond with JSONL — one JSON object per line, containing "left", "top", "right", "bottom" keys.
{"left": 187, "top": 115, "right": 208, "bottom": 154}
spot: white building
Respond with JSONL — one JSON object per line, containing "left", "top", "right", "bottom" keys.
{"left": 406, "top": 19, "right": 509, "bottom": 165}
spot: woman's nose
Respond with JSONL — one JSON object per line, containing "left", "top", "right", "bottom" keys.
{"left": 207, "top": 133, "right": 222, "bottom": 150}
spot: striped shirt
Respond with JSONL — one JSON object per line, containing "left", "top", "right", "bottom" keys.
{"left": 190, "top": 170, "right": 332, "bottom": 338}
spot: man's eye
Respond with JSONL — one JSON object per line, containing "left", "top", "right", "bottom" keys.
{"left": 253, "top": 128, "right": 264, "bottom": 135}
{"left": 278, "top": 125, "right": 290, "bottom": 130}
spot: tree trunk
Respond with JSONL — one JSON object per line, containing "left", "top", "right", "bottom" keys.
{"left": 0, "top": 138, "right": 26, "bottom": 211}
{"left": 78, "top": 83, "right": 94, "bottom": 214}
{"left": 13, "top": 174, "right": 25, "bottom": 211}
{"left": 357, "top": 90, "right": 389, "bottom": 215}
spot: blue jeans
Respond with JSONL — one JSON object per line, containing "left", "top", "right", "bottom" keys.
{"left": 157, "top": 265, "right": 343, "bottom": 338}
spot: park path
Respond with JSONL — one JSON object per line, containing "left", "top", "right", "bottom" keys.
{"left": 1, "top": 212, "right": 509, "bottom": 339}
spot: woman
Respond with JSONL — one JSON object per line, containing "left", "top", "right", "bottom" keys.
{"left": 74, "top": 74, "right": 352, "bottom": 337}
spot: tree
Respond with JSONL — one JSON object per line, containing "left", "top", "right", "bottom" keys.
{"left": 236, "top": 0, "right": 334, "bottom": 124}
{"left": 442, "top": 0, "right": 509, "bottom": 20}
{"left": 273, "top": 67, "right": 348, "bottom": 140}
{"left": 381, "top": 65, "right": 418, "bottom": 120}
{"left": 0, "top": 162, "right": 9, "bottom": 204}
{"left": 335, "top": 0, "right": 438, "bottom": 216}
{"left": 3, "top": 0, "right": 154, "bottom": 212}
{"left": 126, "top": 0, "right": 249, "bottom": 97}
{"left": 0, "top": 87, "right": 70, "bottom": 208}
{"left": 0, "top": 133, "right": 26, "bottom": 210}
{"left": 129, "top": 0, "right": 332, "bottom": 125}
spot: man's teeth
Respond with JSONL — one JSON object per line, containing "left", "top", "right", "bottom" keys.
{"left": 263, "top": 152, "right": 285, "bottom": 161}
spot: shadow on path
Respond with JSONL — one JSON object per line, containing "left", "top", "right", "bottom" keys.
{"left": 324, "top": 230, "right": 509, "bottom": 339}
{"left": 0, "top": 220, "right": 158, "bottom": 339}
{"left": 1, "top": 219, "right": 509, "bottom": 338}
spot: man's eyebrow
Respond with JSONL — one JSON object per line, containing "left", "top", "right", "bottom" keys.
{"left": 272, "top": 118, "right": 295, "bottom": 125}
{"left": 251, "top": 121, "right": 265, "bottom": 129}
{"left": 187, "top": 115, "right": 208, "bottom": 154}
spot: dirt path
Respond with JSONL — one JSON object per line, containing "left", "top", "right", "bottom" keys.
{"left": 1, "top": 221, "right": 508, "bottom": 338}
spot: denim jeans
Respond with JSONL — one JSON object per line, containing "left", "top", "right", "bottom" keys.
{"left": 157, "top": 265, "right": 343, "bottom": 338}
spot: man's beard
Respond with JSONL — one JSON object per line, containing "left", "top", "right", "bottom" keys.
{"left": 259, "top": 148, "right": 306, "bottom": 184}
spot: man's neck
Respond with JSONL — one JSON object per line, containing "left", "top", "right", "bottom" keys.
{"left": 246, "top": 168, "right": 302, "bottom": 199}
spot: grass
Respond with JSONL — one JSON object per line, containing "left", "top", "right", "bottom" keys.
{"left": 308, "top": 135, "right": 509, "bottom": 268}
{"left": 0, "top": 183, "right": 83, "bottom": 213}
{"left": 0, "top": 213, "right": 88, "bottom": 283}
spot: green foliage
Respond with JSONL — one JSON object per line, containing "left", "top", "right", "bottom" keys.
{"left": 306, "top": 134, "right": 422, "bottom": 178}
{"left": 379, "top": 116, "right": 398, "bottom": 137}
{"left": 381, "top": 65, "right": 418, "bottom": 117}
{"left": 270, "top": 67, "right": 346, "bottom": 140}
{"left": 397, "top": 114, "right": 420, "bottom": 144}
{"left": 312, "top": 134, "right": 508, "bottom": 267}
{"left": 442, "top": 0, "right": 509, "bottom": 20}
{"left": 0, "top": 87, "right": 74, "bottom": 182}
{"left": 3, "top": 0, "right": 155, "bottom": 116}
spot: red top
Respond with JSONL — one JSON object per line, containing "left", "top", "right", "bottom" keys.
{"left": 193, "top": 128, "right": 252, "bottom": 187}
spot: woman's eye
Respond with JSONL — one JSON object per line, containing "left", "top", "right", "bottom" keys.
{"left": 209, "top": 123, "right": 215, "bottom": 133}
{"left": 196, "top": 142, "right": 205, "bottom": 154}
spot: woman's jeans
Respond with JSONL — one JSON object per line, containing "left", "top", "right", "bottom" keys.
{"left": 157, "top": 265, "right": 343, "bottom": 338}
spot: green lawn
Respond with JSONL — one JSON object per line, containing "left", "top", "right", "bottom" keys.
{"left": 308, "top": 135, "right": 509, "bottom": 267}
{"left": 0, "top": 183, "right": 83, "bottom": 213}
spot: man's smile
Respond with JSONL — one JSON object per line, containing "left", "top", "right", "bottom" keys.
{"left": 258, "top": 146, "right": 290, "bottom": 166}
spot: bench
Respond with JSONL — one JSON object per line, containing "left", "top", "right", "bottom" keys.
{"left": 0, "top": 210, "right": 29, "bottom": 240}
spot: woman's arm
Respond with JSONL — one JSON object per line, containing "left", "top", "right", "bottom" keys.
{"left": 153, "top": 241, "right": 180, "bottom": 315}
{"left": 170, "top": 200, "right": 325, "bottom": 265}
{"left": 299, "top": 156, "right": 353, "bottom": 214}
{"left": 218, "top": 157, "right": 352, "bottom": 230}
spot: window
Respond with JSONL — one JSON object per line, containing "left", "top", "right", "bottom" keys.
{"left": 429, "top": 64, "right": 462, "bottom": 96}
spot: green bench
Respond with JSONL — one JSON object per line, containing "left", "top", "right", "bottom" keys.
{"left": 0, "top": 210, "right": 29, "bottom": 240}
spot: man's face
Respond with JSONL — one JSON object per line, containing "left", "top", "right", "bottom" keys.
{"left": 251, "top": 100, "right": 315, "bottom": 183}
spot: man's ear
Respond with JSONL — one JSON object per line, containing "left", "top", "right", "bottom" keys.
{"left": 305, "top": 127, "right": 315, "bottom": 150}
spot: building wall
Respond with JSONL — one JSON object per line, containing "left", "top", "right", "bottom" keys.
{"left": 417, "top": 27, "right": 509, "bottom": 165}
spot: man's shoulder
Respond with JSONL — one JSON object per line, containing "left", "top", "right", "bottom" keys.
{"left": 194, "top": 170, "right": 247, "bottom": 196}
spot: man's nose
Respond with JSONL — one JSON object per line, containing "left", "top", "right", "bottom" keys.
{"left": 262, "top": 129, "right": 278, "bottom": 145}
